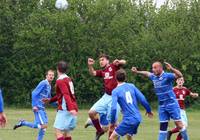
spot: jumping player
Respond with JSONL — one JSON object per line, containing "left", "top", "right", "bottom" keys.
{"left": 87, "top": 54, "right": 126, "bottom": 140}
{"left": 131, "top": 62, "right": 189, "bottom": 140}
{"left": 110, "top": 69, "right": 153, "bottom": 140}
{"left": 0, "top": 88, "right": 7, "bottom": 128}
{"left": 13, "top": 69, "right": 55, "bottom": 140}
{"left": 43, "top": 61, "right": 78, "bottom": 140}
{"left": 167, "top": 77, "right": 198, "bottom": 140}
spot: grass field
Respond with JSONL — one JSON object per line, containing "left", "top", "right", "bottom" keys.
{"left": 0, "top": 108, "right": 199, "bottom": 140}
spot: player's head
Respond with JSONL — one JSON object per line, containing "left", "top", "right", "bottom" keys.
{"left": 57, "top": 61, "right": 68, "bottom": 75}
{"left": 46, "top": 69, "right": 55, "bottom": 82}
{"left": 176, "top": 77, "right": 184, "bottom": 87}
{"left": 99, "top": 54, "right": 110, "bottom": 68}
{"left": 116, "top": 69, "right": 127, "bottom": 83}
{"left": 152, "top": 61, "right": 163, "bottom": 76}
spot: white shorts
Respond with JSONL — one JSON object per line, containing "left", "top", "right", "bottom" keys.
{"left": 180, "top": 109, "right": 188, "bottom": 127}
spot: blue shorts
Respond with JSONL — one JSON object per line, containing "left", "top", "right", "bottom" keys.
{"left": 34, "top": 110, "right": 48, "bottom": 125}
{"left": 159, "top": 100, "right": 181, "bottom": 122}
{"left": 54, "top": 110, "right": 77, "bottom": 131}
{"left": 115, "top": 119, "right": 140, "bottom": 137}
{"left": 90, "top": 93, "right": 120, "bottom": 123}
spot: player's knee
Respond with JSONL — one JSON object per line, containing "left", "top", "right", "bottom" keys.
{"left": 88, "top": 110, "right": 96, "bottom": 118}
{"left": 41, "top": 124, "right": 48, "bottom": 129}
{"left": 160, "top": 122, "right": 168, "bottom": 131}
{"left": 176, "top": 122, "right": 184, "bottom": 130}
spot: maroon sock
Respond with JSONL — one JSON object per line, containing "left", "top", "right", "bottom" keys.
{"left": 92, "top": 119, "right": 103, "bottom": 133}
{"left": 176, "top": 133, "right": 182, "bottom": 140}
{"left": 171, "top": 127, "right": 180, "bottom": 134}
{"left": 57, "top": 137, "right": 65, "bottom": 140}
{"left": 65, "top": 137, "right": 72, "bottom": 140}
{"left": 108, "top": 130, "right": 113, "bottom": 139}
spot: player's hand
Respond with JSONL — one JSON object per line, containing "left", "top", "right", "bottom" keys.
{"left": 42, "top": 98, "right": 50, "bottom": 104}
{"left": 88, "top": 58, "right": 95, "bottom": 66}
{"left": 146, "top": 112, "right": 153, "bottom": 118}
{"left": 0, "top": 112, "right": 7, "bottom": 128}
{"left": 70, "top": 110, "right": 78, "bottom": 116}
{"left": 33, "top": 106, "right": 38, "bottom": 112}
{"left": 109, "top": 123, "right": 117, "bottom": 132}
{"left": 164, "top": 62, "right": 173, "bottom": 70}
{"left": 192, "top": 93, "right": 199, "bottom": 98}
{"left": 131, "top": 67, "right": 138, "bottom": 73}
{"left": 113, "top": 59, "right": 120, "bottom": 66}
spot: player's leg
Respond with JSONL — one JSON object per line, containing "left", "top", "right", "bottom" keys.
{"left": 158, "top": 106, "right": 169, "bottom": 140}
{"left": 126, "top": 135, "right": 133, "bottom": 140}
{"left": 167, "top": 104, "right": 189, "bottom": 140}
{"left": 176, "top": 133, "right": 182, "bottom": 140}
{"left": 63, "top": 131, "right": 72, "bottom": 140}
{"left": 37, "top": 110, "right": 48, "bottom": 140}
{"left": 13, "top": 111, "right": 39, "bottom": 130}
{"left": 89, "top": 94, "right": 110, "bottom": 139}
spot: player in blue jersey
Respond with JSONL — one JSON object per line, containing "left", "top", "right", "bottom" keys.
{"left": 131, "top": 62, "right": 189, "bottom": 140}
{"left": 13, "top": 70, "right": 55, "bottom": 140}
{"left": 109, "top": 69, "right": 153, "bottom": 140}
{"left": 0, "top": 88, "right": 7, "bottom": 128}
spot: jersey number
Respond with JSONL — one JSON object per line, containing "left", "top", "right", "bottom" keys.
{"left": 125, "top": 91, "right": 133, "bottom": 104}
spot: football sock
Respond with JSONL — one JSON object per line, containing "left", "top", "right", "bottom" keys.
{"left": 37, "top": 128, "right": 46, "bottom": 140}
{"left": 180, "top": 127, "right": 189, "bottom": 140}
{"left": 176, "top": 133, "right": 182, "bottom": 140}
{"left": 57, "top": 137, "right": 65, "bottom": 140}
{"left": 171, "top": 127, "right": 180, "bottom": 134}
{"left": 22, "top": 121, "right": 38, "bottom": 128}
{"left": 92, "top": 119, "right": 103, "bottom": 133}
{"left": 158, "top": 131, "right": 167, "bottom": 140}
{"left": 65, "top": 137, "right": 72, "bottom": 140}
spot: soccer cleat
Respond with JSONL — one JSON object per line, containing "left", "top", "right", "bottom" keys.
{"left": 13, "top": 120, "right": 24, "bottom": 130}
{"left": 84, "top": 118, "right": 93, "bottom": 128}
{"left": 95, "top": 131, "right": 104, "bottom": 140}
{"left": 167, "top": 131, "right": 172, "bottom": 140}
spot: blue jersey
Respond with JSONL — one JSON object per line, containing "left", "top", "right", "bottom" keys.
{"left": 32, "top": 79, "right": 51, "bottom": 110}
{"left": 149, "top": 72, "right": 176, "bottom": 102}
{"left": 110, "top": 83, "right": 151, "bottom": 124}
{"left": 0, "top": 89, "right": 4, "bottom": 113}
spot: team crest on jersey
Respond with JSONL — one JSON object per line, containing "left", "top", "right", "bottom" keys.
{"left": 109, "top": 67, "right": 112, "bottom": 72}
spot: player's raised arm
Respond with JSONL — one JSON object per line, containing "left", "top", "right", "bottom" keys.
{"left": 113, "top": 59, "right": 126, "bottom": 66}
{"left": 131, "top": 67, "right": 151, "bottom": 78}
{"left": 88, "top": 58, "right": 97, "bottom": 76}
{"left": 190, "top": 92, "right": 199, "bottom": 98}
{"left": 164, "top": 62, "right": 183, "bottom": 79}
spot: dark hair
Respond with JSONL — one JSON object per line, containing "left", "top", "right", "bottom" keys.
{"left": 45, "top": 69, "right": 55, "bottom": 75}
{"left": 116, "top": 69, "right": 126, "bottom": 82}
{"left": 99, "top": 53, "right": 110, "bottom": 60}
{"left": 57, "top": 61, "right": 68, "bottom": 73}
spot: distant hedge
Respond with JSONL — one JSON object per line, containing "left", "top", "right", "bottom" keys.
{"left": 0, "top": 0, "right": 200, "bottom": 107}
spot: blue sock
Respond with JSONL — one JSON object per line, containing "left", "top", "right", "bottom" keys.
{"left": 180, "top": 129, "right": 189, "bottom": 140}
{"left": 22, "top": 121, "right": 38, "bottom": 128}
{"left": 37, "top": 129, "right": 46, "bottom": 140}
{"left": 158, "top": 131, "right": 167, "bottom": 140}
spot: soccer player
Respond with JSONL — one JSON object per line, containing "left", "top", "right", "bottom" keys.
{"left": 43, "top": 61, "right": 78, "bottom": 140}
{"left": 167, "top": 77, "right": 198, "bottom": 140}
{"left": 13, "top": 69, "right": 55, "bottom": 140}
{"left": 87, "top": 54, "right": 126, "bottom": 140}
{"left": 131, "top": 62, "right": 189, "bottom": 140}
{"left": 0, "top": 88, "right": 7, "bottom": 128}
{"left": 109, "top": 69, "right": 153, "bottom": 140}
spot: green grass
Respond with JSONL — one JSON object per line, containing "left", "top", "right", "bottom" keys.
{"left": 0, "top": 108, "right": 199, "bottom": 140}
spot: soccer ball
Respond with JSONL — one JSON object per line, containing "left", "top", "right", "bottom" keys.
{"left": 55, "top": 0, "right": 69, "bottom": 10}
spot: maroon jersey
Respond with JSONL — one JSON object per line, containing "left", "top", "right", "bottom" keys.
{"left": 173, "top": 87, "right": 191, "bottom": 109}
{"left": 96, "top": 63, "right": 120, "bottom": 95}
{"left": 50, "top": 74, "right": 78, "bottom": 112}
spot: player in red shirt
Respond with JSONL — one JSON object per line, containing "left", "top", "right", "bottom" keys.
{"left": 43, "top": 61, "right": 78, "bottom": 140}
{"left": 167, "top": 77, "right": 198, "bottom": 140}
{"left": 87, "top": 54, "right": 126, "bottom": 140}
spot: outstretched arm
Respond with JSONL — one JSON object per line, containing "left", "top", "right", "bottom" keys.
{"left": 131, "top": 67, "right": 151, "bottom": 78}
{"left": 88, "top": 58, "right": 97, "bottom": 76}
{"left": 190, "top": 92, "right": 199, "bottom": 98}
{"left": 164, "top": 62, "right": 183, "bottom": 79}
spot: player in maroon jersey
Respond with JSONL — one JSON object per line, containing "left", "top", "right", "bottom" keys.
{"left": 43, "top": 61, "right": 78, "bottom": 140}
{"left": 167, "top": 77, "right": 198, "bottom": 140}
{"left": 87, "top": 54, "right": 126, "bottom": 140}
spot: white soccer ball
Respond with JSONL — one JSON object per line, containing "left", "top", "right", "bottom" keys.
{"left": 55, "top": 0, "right": 69, "bottom": 10}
